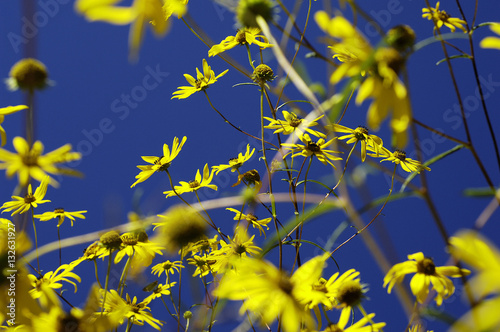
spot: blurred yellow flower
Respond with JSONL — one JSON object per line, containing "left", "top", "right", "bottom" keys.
{"left": 212, "top": 144, "right": 255, "bottom": 175}
{"left": 422, "top": 1, "right": 467, "bottom": 33}
{"left": 315, "top": 11, "right": 372, "bottom": 83}
{"left": 208, "top": 27, "right": 273, "bottom": 56}
{"left": 163, "top": 163, "right": 217, "bottom": 197}
{"left": 1, "top": 176, "right": 50, "bottom": 215}
{"left": 75, "top": 0, "right": 169, "bottom": 59}
{"left": 226, "top": 207, "right": 271, "bottom": 237}
{"left": 131, "top": 136, "right": 187, "bottom": 187}
{"left": 480, "top": 23, "right": 500, "bottom": 50}
{"left": 0, "top": 105, "right": 27, "bottom": 147}
{"left": 383, "top": 252, "right": 469, "bottom": 306}
{"left": 28, "top": 264, "right": 81, "bottom": 307}
{"left": 321, "top": 308, "right": 385, "bottom": 332}
{"left": 0, "top": 136, "right": 81, "bottom": 187}
{"left": 172, "top": 59, "right": 228, "bottom": 99}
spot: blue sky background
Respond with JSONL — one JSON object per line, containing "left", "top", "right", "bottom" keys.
{"left": 1, "top": 0, "right": 500, "bottom": 331}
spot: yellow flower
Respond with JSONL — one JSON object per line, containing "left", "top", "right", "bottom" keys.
{"left": 226, "top": 207, "right": 271, "bottom": 237}
{"left": 327, "top": 124, "right": 384, "bottom": 162}
{"left": 208, "top": 27, "right": 273, "bottom": 56}
{"left": 422, "top": 2, "right": 467, "bottom": 33}
{"left": 171, "top": 59, "right": 228, "bottom": 99}
{"left": 28, "top": 264, "right": 81, "bottom": 307}
{"left": 326, "top": 269, "right": 367, "bottom": 311}
{"left": 449, "top": 230, "right": 500, "bottom": 299}
{"left": 1, "top": 176, "right": 50, "bottom": 215}
{"left": 315, "top": 11, "right": 372, "bottom": 83}
{"left": 232, "top": 169, "right": 262, "bottom": 191}
{"left": 264, "top": 110, "right": 326, "bottom": 138}
{"left": 214, "top": 255, "right": 328, "bottom": 332}
{"left": 321, "top": 308, "right": 385, "bottom": 332}
{"left": 212, "top": 144, "right": 255, "bottom": 175}
{"left": 144, "top": 282, "right": 176, "bottom": 303}
{"left": 383, "top": 252, "right": 470, "bottom": 306}
{"left": 34, "top": 208, "right": 87, "bottom": 227}
{"left": 450, "top": 297, "right": 500, "bottom": 332}
{"left": 187, "top": 253, "right": 216, "bottom": 277}
{"left": 113, "top": 232, "right": 164, "bottom": 273}
{"left": 0, "top": 105, "right": 28, "bottom": 147}
{"left": 356, "top": 47, "right": 411, "bottom": 148}
{"left": 182, "top": 234, "right": 219, "bottom": 257}
{"left": 409, "top": 324, "right": 433, "bottom": 332}
{"left": 282, "top": 133, "right": 342, "bottom": 168}
{"left": 162, "top": 0, "right": 188, "bottom": 20}
{"left": 0, "top": 136, "right": 81, "bottom": 187}
{"left": 480, "top": 23, "right": 500, "bottom": 50}
{"left": 209, "top": 227, "right": 261, "bottom": 272}
{"left": 131, "top": 136, "right": 187, "bottom": 187}
{"left": 151, "top": 260, "right": 184, "bottom": 279}
{"left": 372, "top": 147, "right": 430, "bottom": 173}
{"left": 163, "top": 163, "right": 217, "bottom": 197}
{"left": 75, "top": 0, "right": 169, "bottom": 59}
{"left": 100, "top": 289, "right": 163, "bottom": 330}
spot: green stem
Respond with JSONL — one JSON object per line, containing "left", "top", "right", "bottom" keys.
{"left": 101, "top": 249, "right": 113, "bottom": 315}
{"left": 118, "top": 253, "right": 134, "bottom": 297}
{"left": 30, "top": 205, "right": 40, "bottom": 273}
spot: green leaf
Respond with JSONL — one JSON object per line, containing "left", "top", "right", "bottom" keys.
{"left": 413, "top": 32, "right": 469, "bottom": 52}
{"left": 436, "top": 54, "right": 472, "bottom": 65}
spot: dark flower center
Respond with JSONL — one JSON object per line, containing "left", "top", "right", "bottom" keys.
{"left": 417, "top": 257, "right": 436, "bottom": 275}
{"left": 24, "top": 194, "right": 36, "bottom": 204}
{"left": 337, "top": 280, "right": 364, "bottom": 307}
{"left": 394, "top": 150, "right": 406, "bottom": 161}
{"left": 307, "top": 141, "right": 321, "bottom": 153}
{"left": 189, "top": 180, "right": 200, "bottom": 188}
{"left": 235, "top": 30, "right": 247, "bottom": 44}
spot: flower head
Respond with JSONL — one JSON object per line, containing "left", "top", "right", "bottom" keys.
{"left": 315, "top": 12, "right": 372, "bottom": 84}
{"left": 212, "top": 144, "right": 255, "bottom": 175}
{"left": 328, "top": 124, "right": 383, "bottom": 162}
{"left": 151, "top": 260, "right": 184, "bottom": 279}
{"left": 143, "top": 282, "right": 176, "bottom": 303}
{"left": 373, "top": 148, "right": 430, "bottom": 173}
{"left": 282, "top": 133, "right": 342, "bottom": 168}
{"left": 163, "top": 163, "right": 217, "bottom": 197}
{"left": 34, "top": 208, "right": 87, "bottom": 227}
{"left": 422, "top": 2, "right": 467, "bottom": 33}
{"left": 75, "top": 0, "right": 170, "bottom": 60}
{"left": 251, "top": 63, "right": 275, "bottom": 86}
{"left": 113, "top": 232, "right": 164, "bottom": 273}
{"left": 100, "top": 289, "right": 163, "bottom": 330}
{"left": 383, "top": 252, "right": 470, "bottom": 305}
{"left": 131, "top": 136, "right": 187, "bottom": 187}
{"left": 0, "top": 136, "right": 81, "bottom": 187}
{"left": 28, "top": 264, "right": 81, "bottom": 307}
{"left": 480, "top": 23, "right": 500, "bottom": 50}
{"left": 0, "top": 105, "right": 28, "bottom": 147}
{"left": 172, "top": 59, "right": 228, "bottom": 99}
{"left": 321, "top": 308, "right": 385, "bottom": 332}
{"left": 1, "top": 176, "right": 50, "bottom": 215}
{"left": 236, "top": 0, "right": 275, "bottom": 28}
{"left": 264, "top": 110, "right": 326, "bottom": 138}
{"left": 6, "top": 58, "right": 50, "bottom": 91}
{"left": 226, "top": 207, "right": 271, "bottom": 237}
{"left": 209, "top": 27, "right": 273, "bottom": 56}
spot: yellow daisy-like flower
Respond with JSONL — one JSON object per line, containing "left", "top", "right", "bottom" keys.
{"left": 0, "top": 105, "right": 28, "bottom": 147}
{"left": 327, "top": 124, "right": 384, "bottom": 162}
{"left": 208, "top": 27, "right": 273, "bottom": 57}
{"left": 226, "top": 207, "right": 271, "bottom": 237}
{"left": 282, "top": 133, "right": 342, "bottom": 168}
{"left": 171, "top": 59, "right": 228, "bottom": 99}
{"left": 383, "top": 252, "right": 470, "bottom": 306}
{"left": 0, "top": 136, "right": 81, "bottom": 187}
{"left": 326, "top": 269, "right": 367, "bottom": 310}
{"left": 212, "top": 144, "right": 255, "bottom": 175}
{"left": 163, "top": 163, "right": 217, "bottom": 197}
{"left": 321, "top": 308, "right": 386, "bottom": 332}
{"left": 28, "top": 264, "right": 81, "bottom": 307}
{"left": 315, "top": 11, "right": 372, "bottom": 84}
{"left": 409, "top": 324, "right": 433, "bottom": 332}
{"left": 1, "top": 176, "right": 50, "bottom": 215}
{"left": 113, "top": 232, "right": 164, "bottom": 270}
{"left": 372, "top": 147, "right": 430, "bottom": 173}
{"left": 422, "top": 2, "right": 467, "bottom": 33}
{"left": 214, "top": 255, "right": 328, "bottom": 332}
{"left": 151, "top": 260, "right": 184, "bottom": 279}
{"left": 75, "top": 0, "right": 169, "bottom": 60}
{"left": 162, "top": 0, "right": 188, "bottom": 21}
{"left": 264, "top": 110, "right": 326, "bottom": 138}
{"left": 480, "top": 23, "right": 500, "bottom": 50}
{"left": 131, "top": 136, "right": 187, "bottom": 187}
{"left": 100, "top": 289, "right": 163, "bottom": 330}
{"left": 34, "top": 208, "right": 87, "bottom": 227}
{"left": 186, "top": 253, "right": 216, "bottom": 278}
{"left": 144, "top": 282, "right": 176, "bottom": 303}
